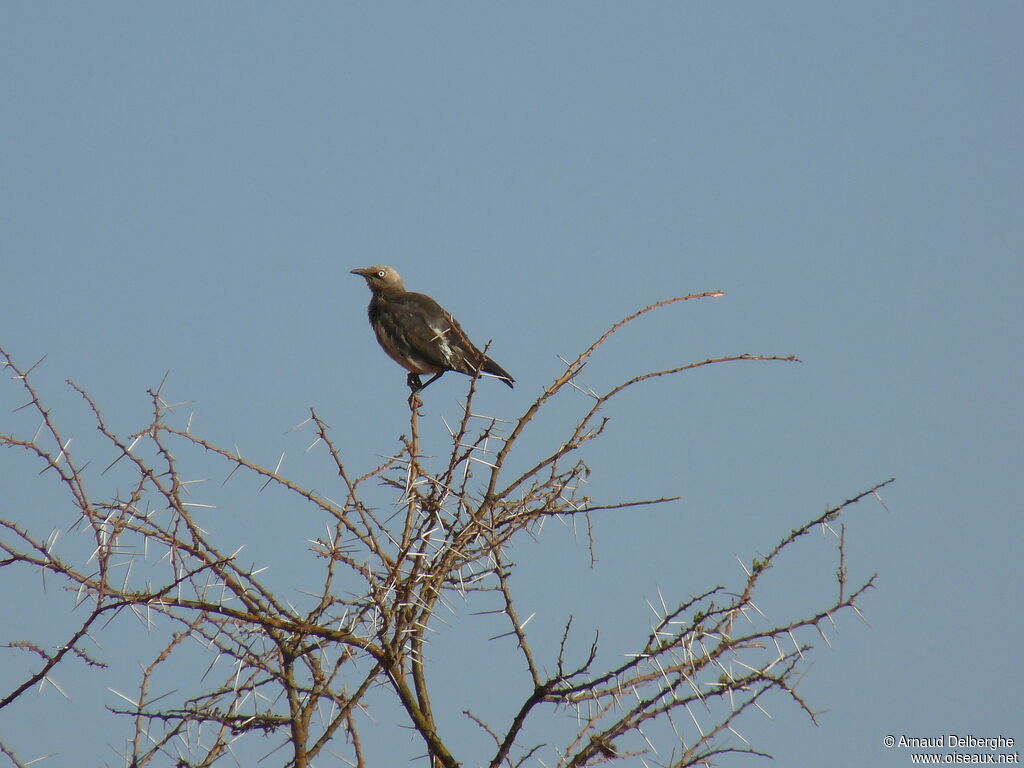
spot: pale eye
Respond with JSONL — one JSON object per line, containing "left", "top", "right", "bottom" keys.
{"left": 377, "top": 270, "right": 386, "bottom": 278}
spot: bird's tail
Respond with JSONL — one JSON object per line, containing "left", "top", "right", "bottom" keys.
{"left": 482, "top": 356, "right": 515, "bottom": 388}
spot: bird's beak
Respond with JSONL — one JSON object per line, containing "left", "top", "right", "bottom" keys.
{"left": 350, "top": 268, "right": 369, "bottom": 277}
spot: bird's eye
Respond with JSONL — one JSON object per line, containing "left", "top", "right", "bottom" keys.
{"left": 377, "top": 270, "right": 386, "bottom": 278}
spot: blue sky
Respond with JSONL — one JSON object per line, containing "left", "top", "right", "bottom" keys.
{"left": 1, "top": 3, "right": 1021, "bottom": 766}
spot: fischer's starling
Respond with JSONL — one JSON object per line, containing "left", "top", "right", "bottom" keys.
{"left": 351, "top": 265, "right": 514, "bottom": 394}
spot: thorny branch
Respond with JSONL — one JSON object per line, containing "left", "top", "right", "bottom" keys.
{"left": 0, "top": 295, "right": 891, "bottom": 767}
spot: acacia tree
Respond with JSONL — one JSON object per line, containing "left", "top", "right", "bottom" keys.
{"left": 0, "top": 293, "right": 891, "bottom": 767}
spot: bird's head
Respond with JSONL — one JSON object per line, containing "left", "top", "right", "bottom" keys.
{"left": 350, "top": 265, "right": 405, "bottom": 294}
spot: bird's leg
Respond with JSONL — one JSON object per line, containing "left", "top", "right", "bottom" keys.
{"left": 407, "top": 371, "right": 444, "bottom": 394}
{"left": 417, "top": 372, "right": 445, "bottom": 392}
{"left": 406, "top": 372, "right": 443, "bottom": 410}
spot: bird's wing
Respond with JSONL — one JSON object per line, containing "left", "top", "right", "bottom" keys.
{"left": 378, "top": 292, "right": 484, "bottom": 373}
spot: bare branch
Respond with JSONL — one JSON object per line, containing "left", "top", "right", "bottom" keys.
{"left": 0, "top": 294, "right": 890, "bottom": 768}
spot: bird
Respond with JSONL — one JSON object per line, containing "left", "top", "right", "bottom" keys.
{"left": 351, "top": 265, "right": 514, "bottom": 396}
